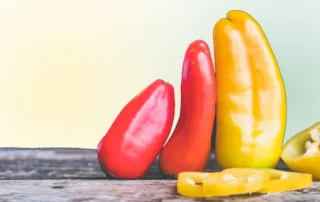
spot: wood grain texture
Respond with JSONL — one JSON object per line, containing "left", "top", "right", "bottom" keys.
{"left": 1, "top": 148, "right": 316, "bottom": 202}
{"left": 0, "top": 180, "right": 319, "bottom": 202}
{"left": 0, "top": 148, "right": 289, "bottom": 180}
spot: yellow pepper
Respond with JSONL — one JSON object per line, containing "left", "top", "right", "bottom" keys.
{"left": 213, "top": 10, "right": 287, "bottom": 169}
{"left": 222, "top": 168, "right": 313, "bottom": 193}
{"left": 202, "top": 168, "right": 270, "bottom": 196}
{"left": 176, "top": 172, "right": 211, "bottom": 198}
{"left": 177, "top": 170, "right": 270, "bottom": 197}
{"left": 177, "top": 169, "right": 312, "bottom": 197}
{"left": 281, "top": 121, "right": 320, "bottom": 180}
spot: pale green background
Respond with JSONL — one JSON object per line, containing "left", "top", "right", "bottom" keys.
{"left": 0, "top": 0, "right": 318, "bottom": 148}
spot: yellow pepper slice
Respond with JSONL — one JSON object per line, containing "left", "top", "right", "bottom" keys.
{"left": 213, "top": 10, "right": 287, "bottom": 169}
{"left": 281, "top": 121, "right": 320, "bottom": 180}
{"left": 177, "top": 168, "right": 312, "bottom": 197}
{"left": 202, "top": 168, "right": 270, "bottom": 196}
{"left": 222, "top": 168, "right": 313, "bottom": 193}
{"left": 177, "top": 172, "right": 210, "bottom": 198}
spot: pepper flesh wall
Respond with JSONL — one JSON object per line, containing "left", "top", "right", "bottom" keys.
{"left": 281, "top": 121, "right": 320, "bottom": 180}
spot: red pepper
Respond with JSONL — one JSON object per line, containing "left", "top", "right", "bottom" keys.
{"left": 97, "top": 79, "right": 175, "bottom": 179}
{"left": 159, "top": 40, "right": 216, "bottom": 177}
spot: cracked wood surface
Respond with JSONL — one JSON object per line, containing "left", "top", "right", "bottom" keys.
{"left": 0, "top": 148, "right": 318, "bottom": 201}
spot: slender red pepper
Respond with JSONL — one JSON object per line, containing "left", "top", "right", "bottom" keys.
{"left": 97, "top": 79, "right": 175, "bottom": 179}
{"left": 159, "top": 40, "right": 216, "bottom": 177}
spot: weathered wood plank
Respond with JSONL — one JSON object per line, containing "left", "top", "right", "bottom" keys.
{"left": 0, "top": 148, "right": 289, "bottom": 180}
{"left": 0, "top": 148, "right": 316, "bottom": 201}
{"left": 0, "top": 180, "right": 318, "bottom": 202}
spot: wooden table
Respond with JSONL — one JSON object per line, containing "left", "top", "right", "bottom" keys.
{"left": 0, "top": 148, "right": 318, "bottom": 201}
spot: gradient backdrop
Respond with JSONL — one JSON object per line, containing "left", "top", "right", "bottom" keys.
{"left": 0, "top": 0, "right": 319, "bottom": 148}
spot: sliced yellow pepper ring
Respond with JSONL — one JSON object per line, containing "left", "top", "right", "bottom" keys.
{"left": 177, "top": 172, "right": 210, "bottom": 198}
{"left": 202, "top": 168, "right": 270, "bottom": 197}
{"left": 222, "top": 168, "right": 313, "bottom": 193}
{"left": 259, "top": 169, "right": 312, "bottom": 193}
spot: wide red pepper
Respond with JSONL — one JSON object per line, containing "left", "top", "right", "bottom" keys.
{"left": 97, "top": 79, "right": 175, "bottom": 179}
{"left": 159, "top": 40, "right": 216, "bottom": 177}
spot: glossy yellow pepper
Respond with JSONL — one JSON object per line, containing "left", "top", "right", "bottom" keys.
{"left": 281, "top": 121, "right": 320, "bottom": 180}
{"left": 222, "top": 168, "right": 313, "bottom": 193}
{"left": 213, "top": 10, "right": 287, "bottom": 169}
